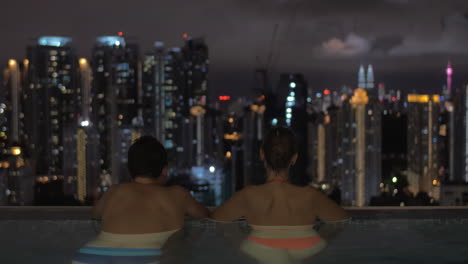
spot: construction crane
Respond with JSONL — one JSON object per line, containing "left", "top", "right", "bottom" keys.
{"left": 253, "top": 1, "right": 301, "bottom": 97}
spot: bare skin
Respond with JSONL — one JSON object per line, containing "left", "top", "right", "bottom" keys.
{"left": 212, "top": 151, "right": 350, "bottom": 224}
{"left": 92, "top": 168, "right": 210, "bottom": 234}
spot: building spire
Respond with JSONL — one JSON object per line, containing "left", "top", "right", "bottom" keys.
{"left": 366, "top": 64, "right": 374, "bottom": 89}
{"left": 446, "top": 61, "right": 452, "bottom": 96}
{"left": 358, "top": 64, "right": 366, "bottom": 88}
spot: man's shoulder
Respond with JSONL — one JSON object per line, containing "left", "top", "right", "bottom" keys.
{"left": 168, "top": 185, "right": 190, "bottom": 196}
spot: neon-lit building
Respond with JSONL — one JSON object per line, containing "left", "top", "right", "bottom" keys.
{"left": 446, "top": 61, "right": 453, "bottom": 97}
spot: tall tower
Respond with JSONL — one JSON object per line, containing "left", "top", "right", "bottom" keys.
{"left": 407, "top": 94, "right": 442, "bottom": 196}
{"left": 358, "top": 65, "right": 366, "bottom": 88}
{"left": 183, "top": 37, "right": 209, "bottom": 167}
{"left": 281, "top": 74, "right": 308, "bottom": 185}
{"left": 366, "top": 65, "right": 374, "bottom": 89}
{"left": 25, "top": 36, "right": 77, "bottom": 180}
{"left": 91, "top": 35, "right": 140, "bottom": 184}
{"left": 5, "top": 60, "right": 20, "bottom": 143}
{"left": 446, "top": 61, "right": 453, "bottom": 97}
{"left": 350, "top": 88, "right": 369, "bottom": 207}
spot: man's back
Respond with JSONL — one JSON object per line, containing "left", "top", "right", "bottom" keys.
{"left": 97, "top": 183, "right": 195, "bottom": 234}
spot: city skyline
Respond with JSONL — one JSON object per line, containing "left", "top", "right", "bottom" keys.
{"left": 3, "top": 1, "right": 468, "bottom": 96}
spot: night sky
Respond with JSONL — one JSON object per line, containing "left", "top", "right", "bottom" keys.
{"left": 3, "top": 0, "right": 468, "bottom": 97}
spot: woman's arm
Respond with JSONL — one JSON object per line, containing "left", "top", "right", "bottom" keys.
{"left": 310, "top": 186, "right": 351, "bottom": 222}
{"left": 173, "top": 186, "right": 210, "bottom": 219}
{"left": 211, "top": 187, "right": 251, "bottom": 222}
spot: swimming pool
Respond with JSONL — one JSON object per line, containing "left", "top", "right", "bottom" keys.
{"left": 1, "top": 207, "right": 467, "bottom": 263}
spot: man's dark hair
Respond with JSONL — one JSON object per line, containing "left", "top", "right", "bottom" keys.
{"left": 128, "top": 136, "right": 168, "bottom": 179}
{"left": 261, "top": 127, "right": 298, "bottom": 171}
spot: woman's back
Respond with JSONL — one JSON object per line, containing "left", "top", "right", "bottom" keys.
{"left": 242, "top": 182, "right": 317, "bottom": 226}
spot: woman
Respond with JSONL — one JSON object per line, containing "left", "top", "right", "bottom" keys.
{"left": 212, "top": 127, "right": 350, "bottom": 264}
{"left": 73, "top": 136, "right": 210, "bottom": 263}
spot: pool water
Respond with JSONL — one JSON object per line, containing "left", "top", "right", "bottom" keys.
{"left": 1, "top": 219, "right": 467, "bottom": 263}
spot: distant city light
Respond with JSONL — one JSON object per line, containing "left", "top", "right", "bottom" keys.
{"left": 225, "top": 151, "right": 232, "bottom": 159}
{"left": 79, "top": 58, "right": 87, "bottom": 65}
{"left": 118, "top": 31, "right": 123, "bottom": 37}
{"left": 286, "top": 108, "right": 292, "bottom": 113}
{"left": 286, "top": 113, "right": 292, "bottom": 119}
{"left": 287, "top": 96, "right": 294, "bottom": 102}
{"left": 316, "top": 93, "right": 322, "bottom": 98}
{"left": 392, "top": 177, "right": 398, "bottom": 183}
{"left": 289, "top": 82, "right": 296, "bottom": 88}
{"left": 324, "top": 89, "right": 330, "bottom": 95}
{"left": 447, "top": 67, "right": 453, "bottom": 76}
{"left": 219, "top": 96, "right": 231, "bottom": 101}
{"left": 183, "top": 33, "right": 189, "bottom": 39}
{"left": 38, "top": 36, "right": 72, "bottom": 47}
{"left": 96, "top": 36, "right": 125, "bottom": 47}
{"left": 432, "top": 179, "right": 438, "bottom": 186}
{"left": 271, "top": 118, "right": 278, "bottom": 126}
{"left": 307, "top": 97, "right": 312, "bottom": 103}
{"left": 209, "top": 166, "right": 216, "bottom": 173}
{"left": 228, "top": 117, "right": 234, "bottom": 124}
{"left": 11, "top": 147, "right": 21, "bottom": 156}
{"left": 8, "top": 59, "right": 16, "bottom": 66}
{"left": 80, "top": 120, "right": 90, "bottom": 127}
{"left": 154, "top": 41, "right": 165, "bottom": 47}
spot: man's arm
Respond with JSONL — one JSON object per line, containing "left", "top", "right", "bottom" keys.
{"left": 174, "top": 186, "right": 210, "bottom": 219}
{"left": 211, "top": 187, "right": 251, "bottom": 222}
{"left": 91, "top": 185, "right": 117, "bottom": 218}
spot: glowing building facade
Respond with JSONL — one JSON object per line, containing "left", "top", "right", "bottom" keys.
{"left": 357, "top": 64, "right": 375, "bottom": 90}
{"left": 407, "top": 94, "right": 442, "bottom": 197}
{"left": 25, "top": 36, "right": 77, "bottom": 179}
{"left": 280, "top": 74, "right": 308, "bottom": 185}
{"left": 91, "top": 36, "right": 140, "bottom": 184}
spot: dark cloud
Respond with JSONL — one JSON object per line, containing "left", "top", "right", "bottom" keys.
{"left": 2, "top": 0, "right": 468, "bottom": 95}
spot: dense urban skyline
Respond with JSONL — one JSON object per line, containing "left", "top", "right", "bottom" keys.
{"left": 3, "top": 1, "right": 468, "bottom": 96}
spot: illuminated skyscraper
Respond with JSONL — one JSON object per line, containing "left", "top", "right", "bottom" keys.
{"left": 280, "top": 74, "right": 309, "bottom": 185}
{"left": 357, "top": 64, "right": 375, "bottom": 90}
{"left": 182, "top": 37, "right": 209, "bottom": 108}
{"left": 183, "top": 37, "right": 209, "bottom": 167}
{"left": 163, "top": 47, "right": 185, "bottom": 166}
{"left": 91, "top": 36, "right": 140, "bottom": 184}
{"left": 378, "top": 83, "right": 385, "bottom": 101}
{"left": 446, "top": 61, "right": 453, "bottom": 97}
{"left": 358, "top": 65, "right": 366, "bottom": 89}
{"left": 366, "top": 65, "right": 374, "bottom": 89}
{"left": 2, "top": 59, "right": 35, "bottom": 205}
{"left": 141, "top": 42, "right": 166, "bottom": 140}
{"left": 340, "top": 89, "right": 381, "bottom": 206}
{"left": 407, "top": 94, "right": 442, "bottom": 197}
{"left": 25, "top": 36, "right": 77, "bottom": 180}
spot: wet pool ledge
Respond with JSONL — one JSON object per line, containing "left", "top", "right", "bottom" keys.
{"left": 0, "top": 206, "right": 467, "bottom": 220}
